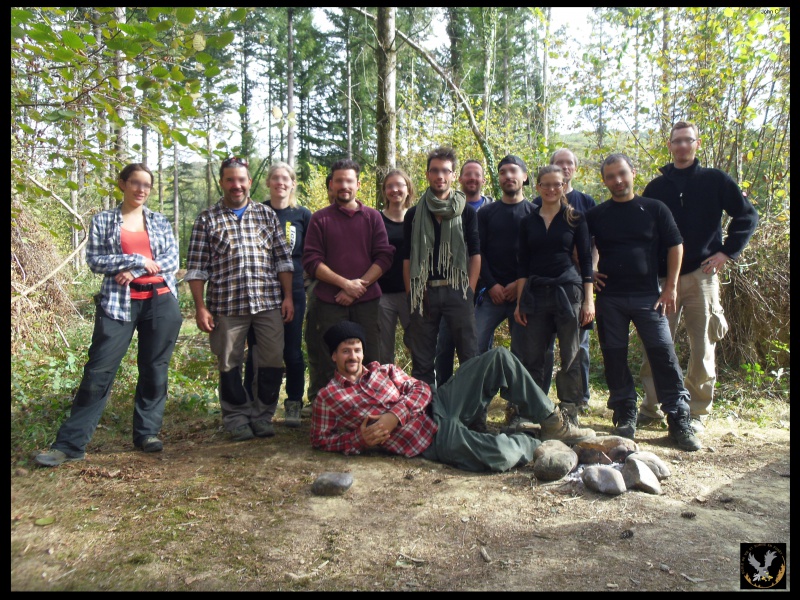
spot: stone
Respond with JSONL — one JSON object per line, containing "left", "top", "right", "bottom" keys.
{"left": 532, "top": 440, "right": 578, "bottom": 481}
{"left": 575, "top": 446, "right": 613, "bottom": 465}
{"left": 582, "top": 465, "right": 627, "bottom": 495}
{"left": 626, "top": 451, "right": 671, "bottom": 480}
{"left": 311, "top": 472, "right": 354, "bottom": 496}
{"left": 621, "top": 458, "right": 662, "bottom": 494}
{"left": 574, "top": 436, "right": 638, "bottom": 463}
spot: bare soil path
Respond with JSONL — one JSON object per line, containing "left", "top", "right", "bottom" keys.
{"left": 10, "top": 401, "right": 790, "bottom": 591}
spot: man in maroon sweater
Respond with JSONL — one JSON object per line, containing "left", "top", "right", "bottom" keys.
{"left": 302, "top": 159, "right": 395, "bottom": 405}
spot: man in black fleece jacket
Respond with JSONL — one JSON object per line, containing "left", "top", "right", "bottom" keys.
{"left": 638, "top": 121, "right": 759, "bottom": 433}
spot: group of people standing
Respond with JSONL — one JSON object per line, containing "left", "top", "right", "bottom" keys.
{"left": 35, "top": 120, "right": 758, "bottom": 474}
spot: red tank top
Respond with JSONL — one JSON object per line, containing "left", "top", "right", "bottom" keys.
{"left": 120, "top": 229, "right": 169, "bottom": 300}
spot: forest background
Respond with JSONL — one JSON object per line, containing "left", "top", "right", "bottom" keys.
{"left": 10, "top": 7, "right": 789, "bottom": 459}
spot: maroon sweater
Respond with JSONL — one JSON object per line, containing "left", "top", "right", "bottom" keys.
{"left": 302, "top": 200, "right": 395, "bottom": 304}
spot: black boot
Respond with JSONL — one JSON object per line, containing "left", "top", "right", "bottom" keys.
{"left": 612, "top": 404, "right": 638, "bottom": 440}
{"left": 667, "top": 407, "right": 702, "bottom": 452}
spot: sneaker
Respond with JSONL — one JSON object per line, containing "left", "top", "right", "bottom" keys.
{"left": 34, "top": 449, "right": 85, "bottom": 467}
{"left": 300, "top": 403, "right": 313, "bottom": 418}
{"left": 689, "top": 416, "right": 705, "bottom": 434}
{"left": 230, "top": 423, "right": 255, "bottom": 441}
{"left": 668, "top": 410, "right": 702, "bottom": 451}
{"left": 612, "top": 405, "right": 638, "bottom": 440}
{"left": 539, "top": 407, "right": 596, "bottom": 445}
{"left": 284, "top": 401, "right": 302, "bottom": 428}
{"left": 136, "top": 436, "right": 163, "bottom": 453}
{"left": 559, "top": 402, "right": 581, "bottom": 426}
{"left": 636, "top": 412, "right": 665, "bottom": 427}
{"left": 250, "top": 420, "right": 275, "bottom": 438}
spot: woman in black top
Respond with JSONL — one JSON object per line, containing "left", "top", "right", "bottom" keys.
{"left": 514, "top": 165, "right": 594, "bottom": 424}
{"left": 377, "top": 169, "right": 416, "bottom": 364}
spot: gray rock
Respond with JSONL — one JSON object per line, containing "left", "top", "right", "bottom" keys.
{"left": 621, "top": 458, "right": 662, "bottom": 494}
{"left": 626, "top": 451, "right": 671, "bottom": 480}
{"left": 582, "top": 465, "right": 627, "bottom": 495}
{"left": 532, "top": 440, "right": 578, "bottom": 481}
{"left": 311, "top": 472, "right": 354, "bottom": 496}
{"left": 575, "top": 446, "right": 613, "bottom": 465}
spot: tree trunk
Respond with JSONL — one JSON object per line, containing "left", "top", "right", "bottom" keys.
{"left": 287, "top": 8, "right": 296, "bottom": 166}
{"left": 376, "top": 6, "right": 397, "bottom": 207}
{"left": 346, "top": 53, "right": 353, "bottom": 159}
{"left": 542, "top": 7, "right": 550, "bottom": 146}
{"left": 157, "top": 133, "right": 164, "bottom": 213}
{"left": 172, "top": 141, "right": 180, "bottom": 255}
{"left": 113, "top": 7, "right": 127, "bottom": 164}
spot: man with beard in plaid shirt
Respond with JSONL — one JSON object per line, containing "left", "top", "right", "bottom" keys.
{"left": 311, "top": 321, "right": 595, "bottom": 472}
{"left": 186, "top": 158, "right": 294, "bottom": 442}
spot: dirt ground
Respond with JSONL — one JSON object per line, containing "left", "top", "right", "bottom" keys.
{"left": 10, "top": 399, "right": 790, "bottom": 591}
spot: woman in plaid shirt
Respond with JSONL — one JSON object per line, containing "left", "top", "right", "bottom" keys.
{"left": 35, "top": 163, "right": 183, "bottom": 467}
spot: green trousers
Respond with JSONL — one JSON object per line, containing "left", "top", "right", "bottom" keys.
{"left": 421, "top": 347, "right": 555, "bottom": 472}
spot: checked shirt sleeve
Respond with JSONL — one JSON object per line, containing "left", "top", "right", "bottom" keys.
{"left": 310, "top": 384, "right": 366, "bottom": 455}
{"left": 384, "top": 364, "right": 433, "bottom": 425}
{"left": 184, "top": 212, "right": 212, "bottom": 281}
{"left": 86, "top": 211, "right": 145, "bottom": 276}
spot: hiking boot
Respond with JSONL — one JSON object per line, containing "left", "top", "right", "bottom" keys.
{"left": 689, "top": 416, "right": 705, "bottom": 434}
{"left": 251, "top": 420, "right": 275, "bottom": 438}
{"left": 34, "top": 449, "right": 85, "bottom": 467}
{"left": 636, "top": 412, "right": 665, "bottom": 428}
{"left": 559, "top": 402, "right": 582, "bottom": 426}
{"left": 578, "top": 401, "right": 591, "bottom": 415}
{"left": 284, "top": 401, "right": 302, "bottom": 428}
{"left": 230, "top": 424, "right": 255, "bottom": 441}
{"left": 300, "top": 402, "right": 313, "bottom": 418}
{"left": 667, "top": 409, "right": 702, "bottom": 452}
{"left": 612, "top": 405, "right": 638, "bottom": 440}
{"left": 501, "top": 413, "right": 537, "bottom": 435}
{"left": 539, "top": 407, "right": 596, "bottom": 445}
{"left": 136, "top": 436, "right": 163, "bottom": 453}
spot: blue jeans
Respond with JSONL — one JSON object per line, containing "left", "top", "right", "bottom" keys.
{"left": 475, "top": 298, "right": 517, "bottom": 354}
{"left": 52, "top": 295, "right": 183, "bottom": 455}
{"left": 595, "top": 294, "right": 689, "bottom": 415}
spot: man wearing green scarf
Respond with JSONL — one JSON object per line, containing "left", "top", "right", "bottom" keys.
{"left": 403, "top": 147, "right": 480, "bottom": 391}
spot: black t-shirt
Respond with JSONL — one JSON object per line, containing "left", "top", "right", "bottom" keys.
{"left": 585, "top": 195, "right": 682, "bottom": 296}
{"left": 378, "top": 212, "right": 407, "bottom": 294}
{"left": 402, "top": 203, "right": 480, "bottom": 280}
{"left": 265, "top": 202, "right": 312, "bottom": 291}
{"left": 478, "top": 199, "right": 534, "bottom": 288}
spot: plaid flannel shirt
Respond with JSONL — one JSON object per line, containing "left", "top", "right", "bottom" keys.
{"left": 185, "top": 200, "right": 293, "bottom": 315}
{"left": 311, "top": 362, "right": 438, "bottom": 457}
{"left": 87, "top": 205, "right": 179, "bottom": 322}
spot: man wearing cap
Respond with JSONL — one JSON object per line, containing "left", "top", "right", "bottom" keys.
{"left": 311, "top": 321, "right": 596, "bottom": 472}
{"left": 403, "top": 147, "right": 480, "bottom": 391}
{"left": 476, "top": 155, "right": 534, "bottom": 355}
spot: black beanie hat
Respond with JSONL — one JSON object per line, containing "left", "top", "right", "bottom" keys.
{"left": 497, "top": 154, "right": 530, "bottom": 185}
{"left": 323, "top": 321, "right": 366, "bottom": 354}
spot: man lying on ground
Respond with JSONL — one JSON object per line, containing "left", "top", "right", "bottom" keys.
{"left": 310, "top": 321, "right": 595, "bottom": 472}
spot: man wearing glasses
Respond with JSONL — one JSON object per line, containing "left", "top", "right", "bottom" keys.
{"left": 403, "top": 147, "right": 480, "bottom": 402}
{"left": 637, "top": 121, "right": 758, "bottom": 433}
{"left": 186, "top": 158, "right": 294, "bottom": 442}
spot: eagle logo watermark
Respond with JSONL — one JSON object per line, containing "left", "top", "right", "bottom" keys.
{"left": 740, "top": 543, "right": 786, "bottom": 589}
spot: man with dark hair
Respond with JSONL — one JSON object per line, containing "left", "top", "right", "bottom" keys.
{"left": 311, "top": 321, "right": 595, "bottom": 472}
{"left": 638, "top": 121, "right": 759, "bottom": 433}
{"left": 186, "top": 158, "right": 294, "bottom": 441}
{"left": 302, "top": 159, "right": 395, "bottom": 404}
{"left": 587, "top": 153, "right": 701, "bottom": 452}
{"left": 403, "top": 147, "right": 480, "bottom": 400}
{"left": 434, "top": 159, "right": 494, "bottom": 389}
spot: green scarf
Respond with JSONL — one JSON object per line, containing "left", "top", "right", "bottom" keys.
{"left": 408, "top": 188, "right": 470, "bottom": 315}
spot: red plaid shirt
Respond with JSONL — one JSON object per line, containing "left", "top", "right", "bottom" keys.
{"left": 311, "top": 362, "right": 438, "bottom": 457}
